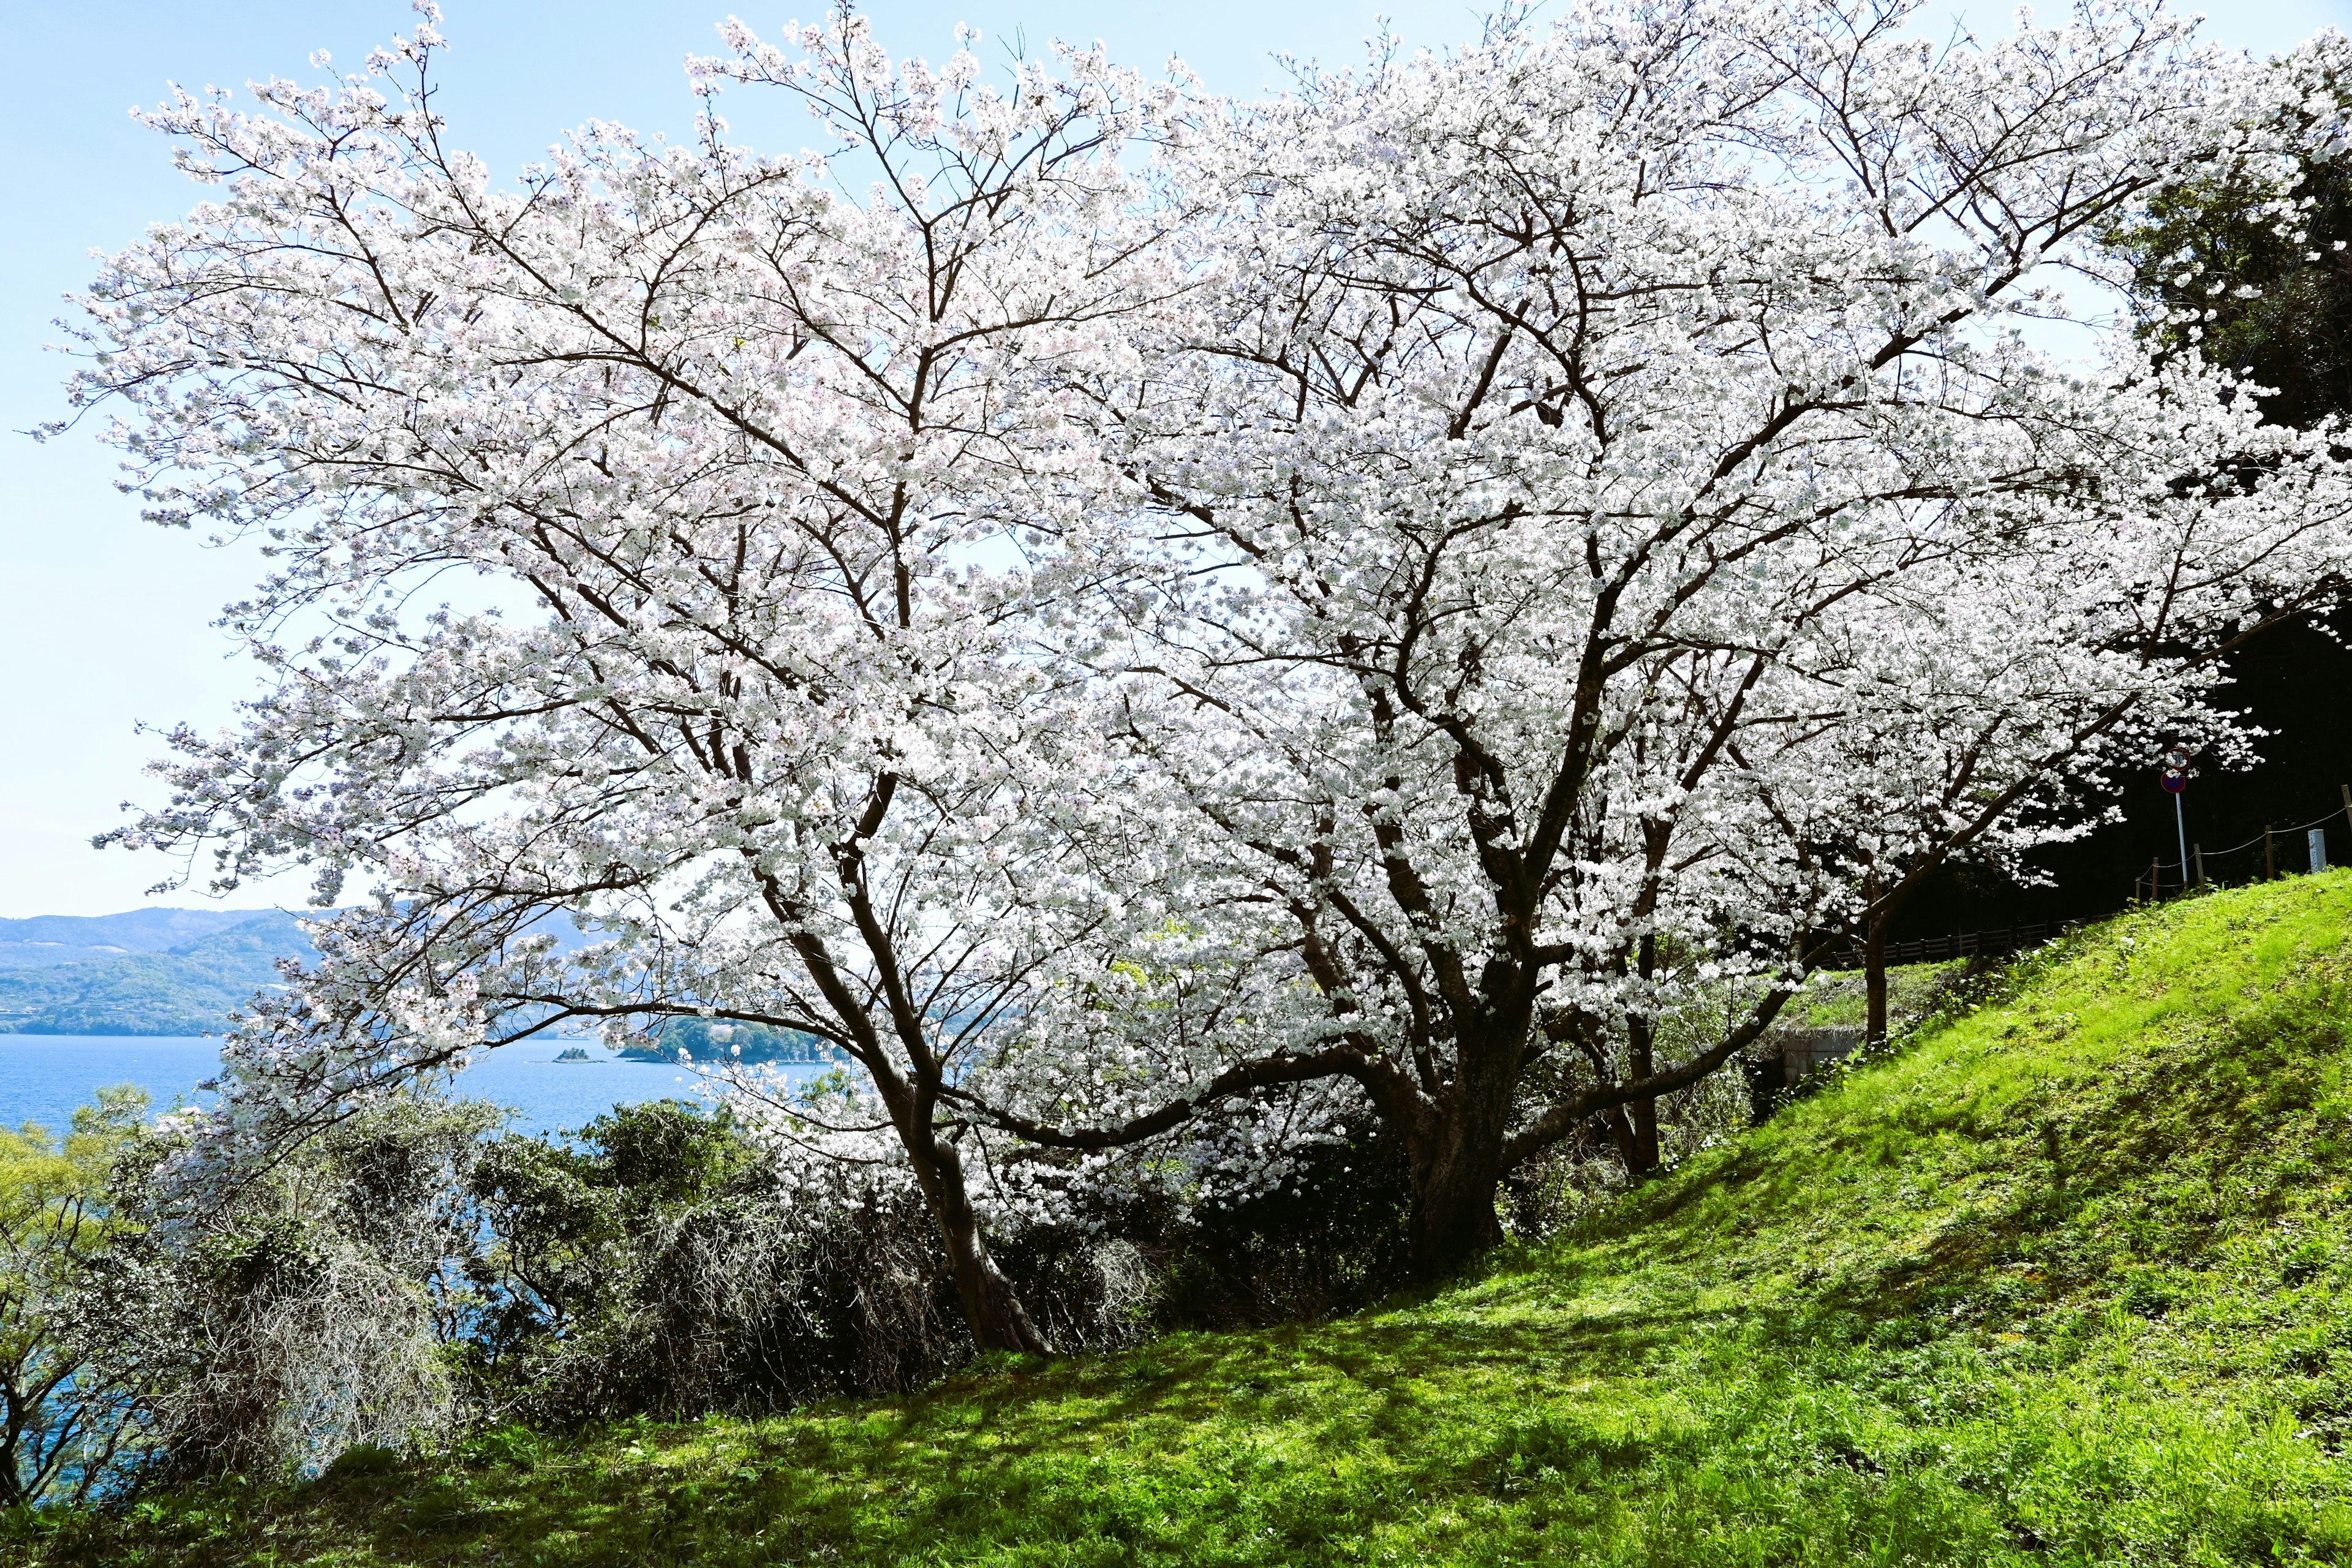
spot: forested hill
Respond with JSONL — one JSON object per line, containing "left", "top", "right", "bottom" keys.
{"left": 0, "top": 908, "right": 271, "bottom": 964}
{"left": 0, "top": 909, "right": 613, "bottom": 1037}
{"left": 0, "top": 910, "right": 318, "bottom": 1035}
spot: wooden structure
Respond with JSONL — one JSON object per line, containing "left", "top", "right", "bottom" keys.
{"left": 1836, "top": 923, "right": 2050, "bottom": 970}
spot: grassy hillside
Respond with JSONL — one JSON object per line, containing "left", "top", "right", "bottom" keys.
{"left": 17, "top": 876, "right": 2352, "bottom": 1566}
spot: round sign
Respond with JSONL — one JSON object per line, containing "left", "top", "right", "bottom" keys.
{"left": 2161, "top": 772, "right": 2187, "bottom": 794}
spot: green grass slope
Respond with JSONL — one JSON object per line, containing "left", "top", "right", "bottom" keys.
{"left": 19, "top": 876, "right": 2352, "bottom": 1566}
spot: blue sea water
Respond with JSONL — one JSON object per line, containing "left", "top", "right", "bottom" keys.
{"left": 0, "top": 1035, "right": 823, "bottom": 1141}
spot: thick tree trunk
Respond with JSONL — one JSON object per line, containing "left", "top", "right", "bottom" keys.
{"left": 1627, "top": 1098, "right": 1661, "bottom": 1172}
{"left": 869, "top": 1053, "right": 1047, "bottom": 1353}
{"left": 1603, "top": 1106, "right": 1640, "bottom": 1168}
{"left": 1862, "top": 869, "right": 1920, "bottom": 1048}
{"left": 1402, "top": 1011, "right": 1524, "bottom": 1280}
{"left": 0, "top": 1390, "right": 24, "bottom": 1507}
{"left": 913, "top": 1136, "right": 1048, "bottom": 1354}
{"left": 770, "top": 857, "right": 1047, "bottom": 1353}
{"left": 1863, "top": 870, "right": 1890, "bottom": 1047}
{"left": 1406, "top": 1132, "right": 1506, "bottom": 1280}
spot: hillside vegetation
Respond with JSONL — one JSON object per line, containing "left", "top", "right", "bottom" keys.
{"left": 0, "top": 911, "right": 273, "bottom": 966}
{"left": 17, "top": 875, "right": 2352, "bottom": 1566}
{"left": 0, "top": 911, "right": 607, "bottom": 1038}
{"left": 0, "top": 913, "right": 314, "bottom": 1036}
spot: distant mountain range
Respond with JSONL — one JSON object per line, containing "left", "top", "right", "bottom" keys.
{"left": 0, "top": 909, "right": 318, "bottom": 1035}
{"left": 0, "top": 911, "right": 838, "bottom": 1059}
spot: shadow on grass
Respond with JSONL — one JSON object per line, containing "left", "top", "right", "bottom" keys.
{"left": 24, "top": 890, "right": 2352, "bottom": 1566}
{"left": 26, "top": 1278, "right": 1962, "bottom": 1568}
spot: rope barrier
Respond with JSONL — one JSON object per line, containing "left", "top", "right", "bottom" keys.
{"left": 1863, "top": 790, "right": 2351, "bottom": 968}
{"left": 2187, "top": 807, "right": 2347, "bottom": 861}
{"left": 2146, "top": 788, "right": 2352, "bottom": 904}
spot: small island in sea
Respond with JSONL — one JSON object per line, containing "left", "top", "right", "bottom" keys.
{"left": 617, "top": 1017, "right": 847, "bottom": 1065}
{"left": 552, "top": 1046, "right": 598, "bottom": 1063}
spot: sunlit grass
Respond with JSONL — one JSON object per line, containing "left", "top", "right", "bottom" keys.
{"left": 17, "top": 875, "right": 2352, "bottom": 1564}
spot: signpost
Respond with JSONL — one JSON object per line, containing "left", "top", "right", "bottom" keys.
{"left": 2162, "top": 748, "right": 2190, "bottom": 895}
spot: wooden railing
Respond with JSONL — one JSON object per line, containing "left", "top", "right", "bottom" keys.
{"left": 1836, "top": 923, "right": 2051, "bottom": 970}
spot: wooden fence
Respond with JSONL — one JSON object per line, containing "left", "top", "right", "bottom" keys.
{"left": 1836, "top": 922, "right": 2051, "bottom": 970}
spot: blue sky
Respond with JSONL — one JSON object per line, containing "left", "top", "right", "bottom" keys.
{"left": 4, "top": 0, "right": 2348, "bottom": 916}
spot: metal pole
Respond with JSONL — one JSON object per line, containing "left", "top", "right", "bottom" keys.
{"left": 2174, "top": 792, "right": 2188, "bottom": 891}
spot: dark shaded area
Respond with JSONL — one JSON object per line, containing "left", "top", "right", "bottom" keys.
{"left": 462, "top": 1102, "right": 1417, "bottom": 1427}
{"left": 1898, "top": 609, "right": 2352, "bottom": 938}
{"left": 2120, "top": 150, "right": 2352, "bottom": 434}
{"left": 462, "top": 1101, "right": 976, "bottom": 1425}
{"left": 1150, "top": 1129, "right": 1416, "bottom": 1328}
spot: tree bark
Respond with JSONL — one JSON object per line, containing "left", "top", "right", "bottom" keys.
{"left": 910, "top": 1134, "right": 1047, "bottom": 1354}
{"left": 1406, "top": 1125, "right": 1506, "bottom": 1280}
{"left": 1623, "top": 1009, "right": 1661, "bottom": 1174}
{"left": 763, "top": 862, "right": 1050, "bottom": 1355}
{"left": 1603, "top": 1106, "right": 1640, "bottom": 1168}
{"left": 1864, "top": 914, "right": 1889, "bottom": 1047}
{"left": 1628, "top": 1099, "right": 1660, "bottom": 1172}
{"left": 1863, "top": 868, "right": 1925, "bottom": 1046}
{"left": 1401, "top": 1009, "right": 1523, "bottom": 1280}
{"left": 1863, "top": 868, "right": 1890, "bottom": 1047}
